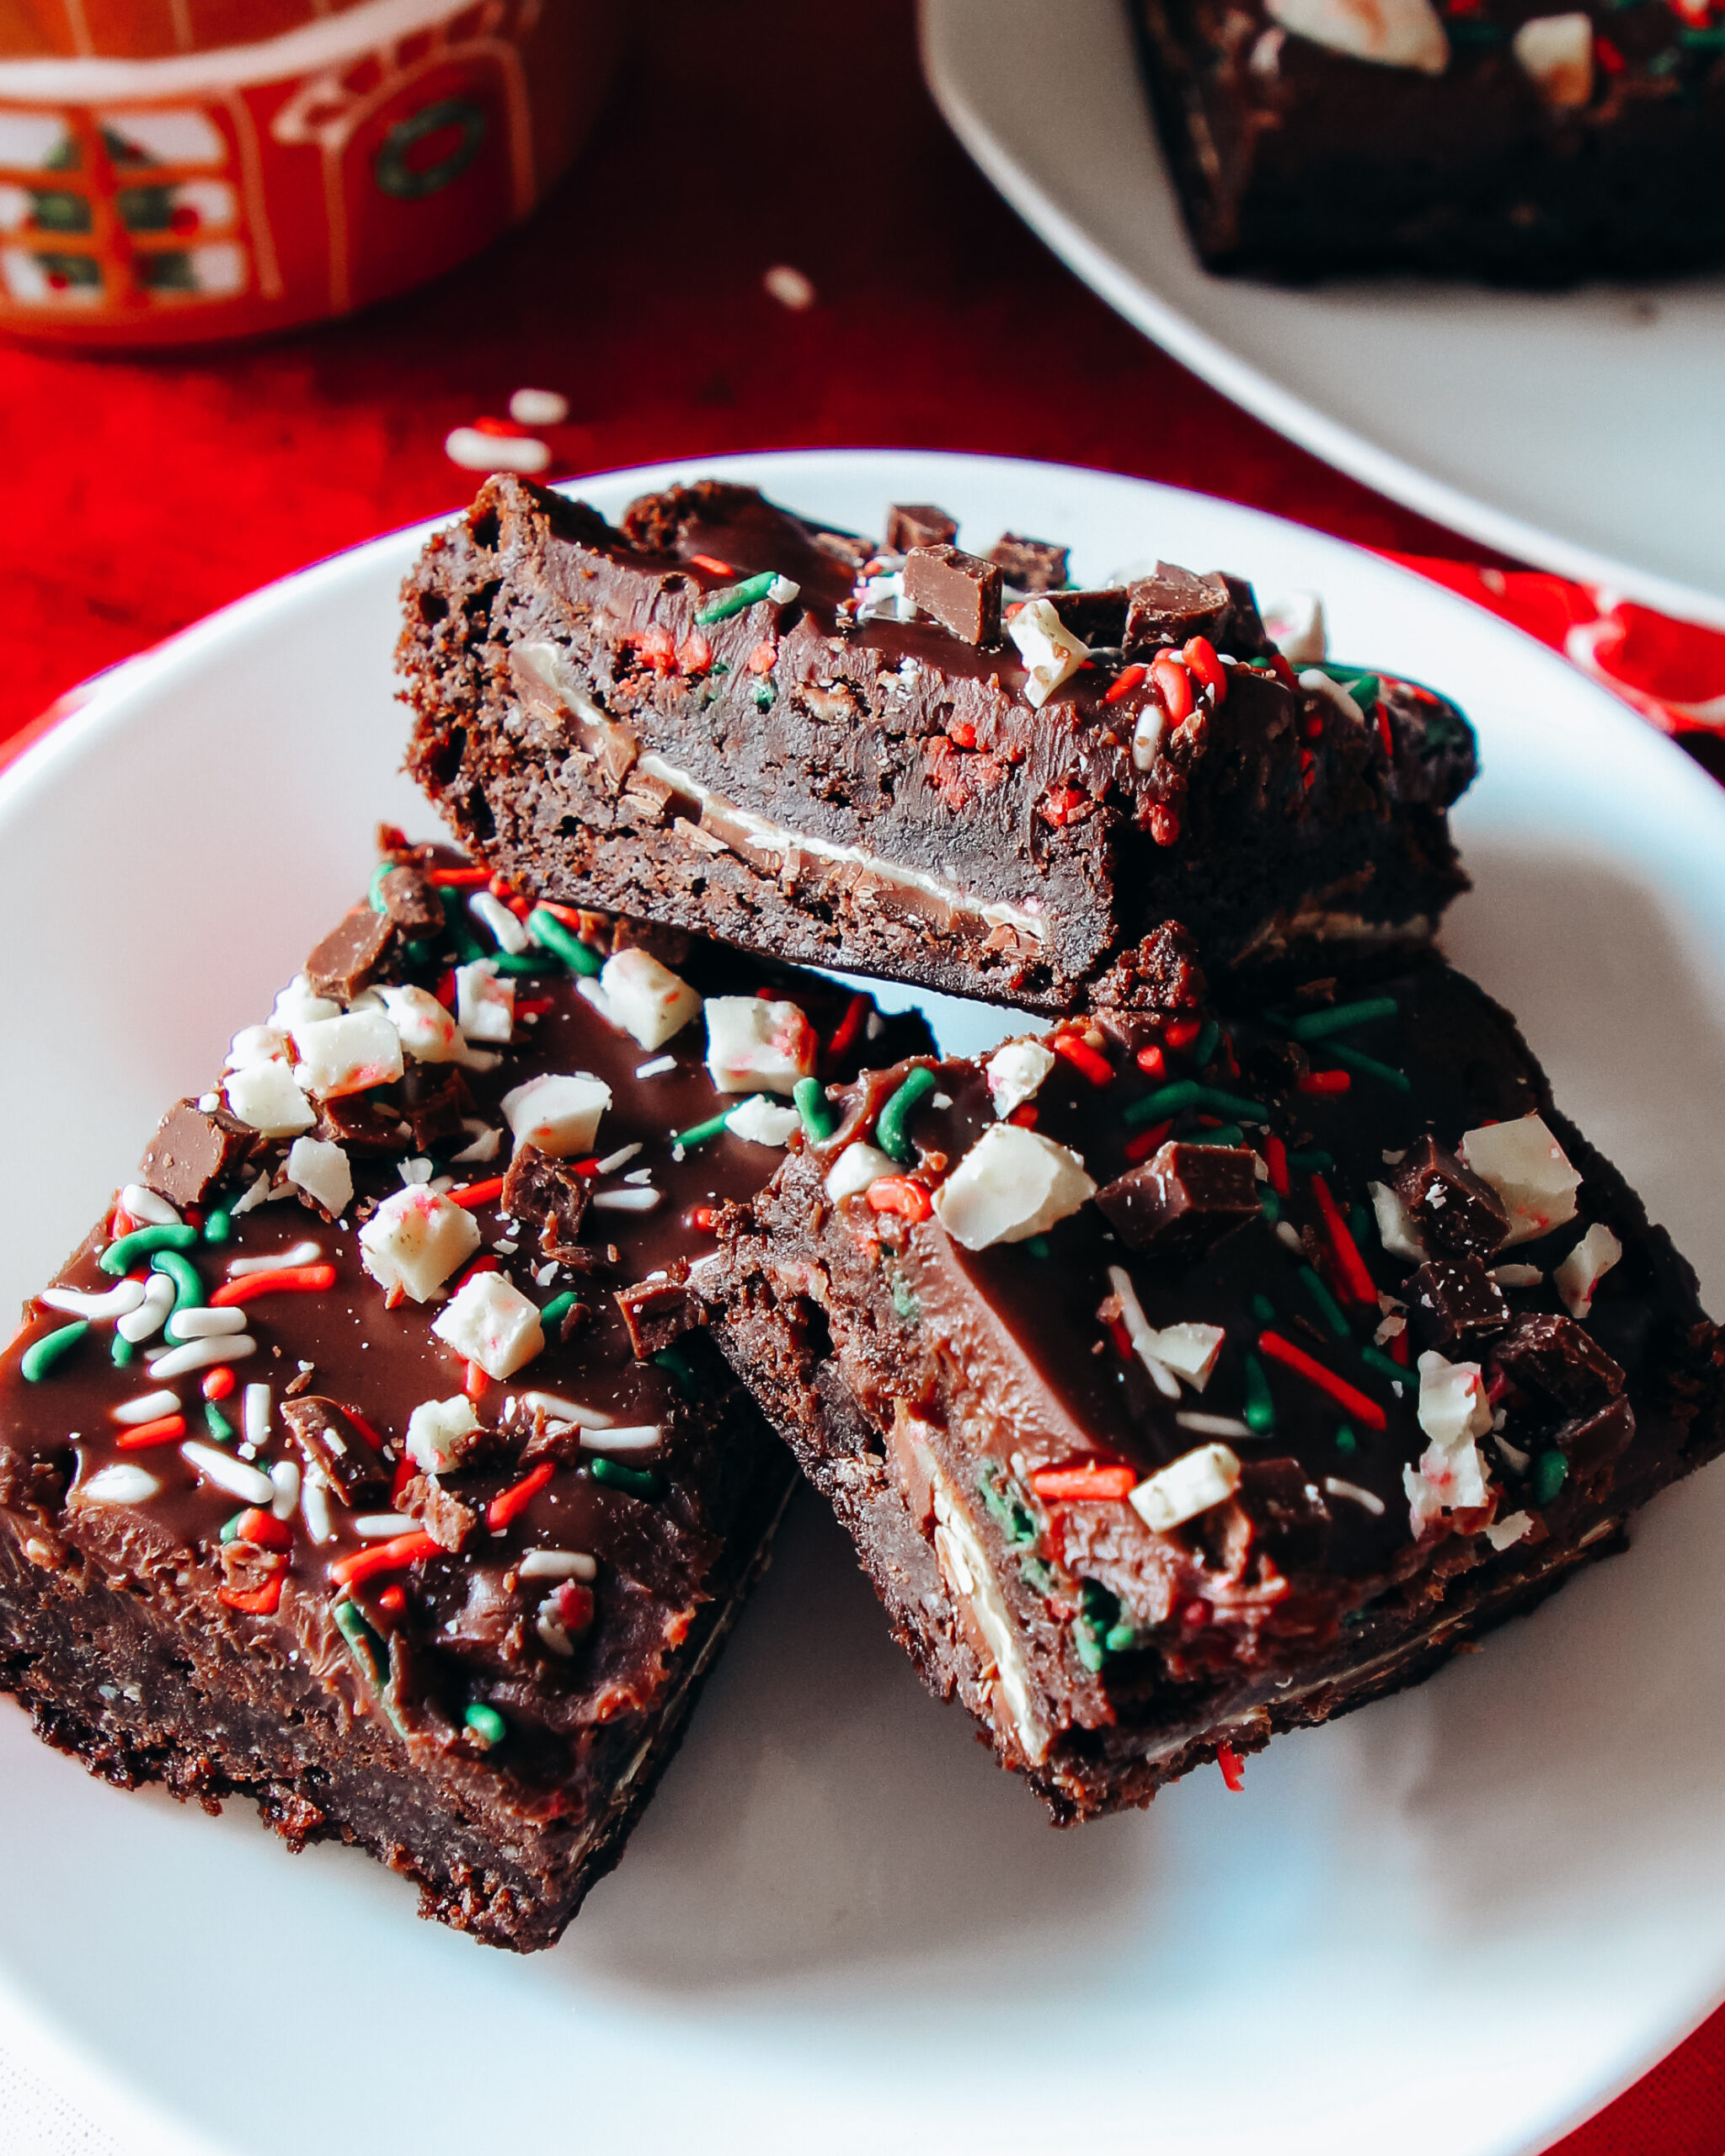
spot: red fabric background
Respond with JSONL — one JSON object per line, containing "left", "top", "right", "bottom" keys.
{"left": 2, "top": 4, "right": 1722, "bottom": 2143}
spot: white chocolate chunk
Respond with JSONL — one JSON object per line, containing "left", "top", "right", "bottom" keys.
{"left": 1369, "top": 1178, "right": 1427, "bottom": 1263}
{"left": 1460, "top": 1113, "right": 1580, "bottom": 1246}
{"left": 598, "top": 947, "right": 702, "bottom": 1050}
{"left": 224, "top": 1059, "right": 315, "bottom": 1137}
{"left": 456, "top": 959, "right": 515, "bottom": 1044}
{"left": 1417, "top": 1348, "right": 1493, "bottom": 1447}
{"left": 1007, "top": 596, "right": 1088, "bottom": 709}
{"left": 1553, "top": 1222, "right": 1622, "bottom": 1320}
{"left": 358, "top": 1185, "right": 481, "bottom": 1303}
{"left": 378, "top": 985, "right": 463, "bottom": 1065}
{"left": 1268, "top": 0, "right": 1449, "bottom": 72}
{"left": 432, "top": 1269, "right": 545, "bottom": 1380}
{"left": 285, "top": 1135, "right": 354, "bottom": 1219}
{"left": 933, "top": 1124, "right": 1096, "bottom": 1251}
{"left": 1485, "top": 1509, "right": 1534, "bottom": 1551}
{"left": 403, "top": 1394, "right": 479, "bottom": 1474}
{"left": 985, "top": 1038, "right": 1056, "bottom": 1118}
{"left": 1265, "top": 590, "right": 1327, "bottom": 665}
{"left": 1513, "top": 12, "right": 1592, "bottom": 106}
{"left": 500, "top": 1071, "right": 611, "bottom": 1157}
{"left": 825, "top": 1142, "right": 900, "bottom": 1202}
{"left": 1146, "top": 1321, "right": 1226, "bottom": 1390}
{"left": 225, "top": 1022, "right": 289, "bottom": 1072}
{"left": 724, "top": 1096, "right": 803, "bottom": 1147}
{"left": 291, "top": 1007, "right": 403, "bottom": 1097}
{"left": 1406, "top": 1349, "right": 1493, "bottom": 1537}
{"left": 1130, "top": 1443, "right": 1242, "bottom": 1532}
{"left": 704, "top": 996, "right": 816, "bottom": 1094}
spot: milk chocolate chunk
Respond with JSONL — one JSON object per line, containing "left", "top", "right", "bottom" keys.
{"left": 1490, "top": 1312, "right": 1626, "bottom": 1412}
{"left": 401, "top": 1065, "right": 472, "bottom": 1151}
{"left": 990, "top": 531, "right": 1070, "bottom": 592}
{"left": 1408, "top": 1254, "right": 1509, "bottom": 1351}
{"left": 1094, "top": 1140, "right": 1258, "bottom": 1257}
{"left": 137, "top": 1098, "right": 254, "bottom": 1208}
{"left": 616, "top": 1276, "right": 699, "bottom": 1358}
{"left": 1123, "top": 563, "right": 1233, "bottom": 653}
{"left": 1392, "top": 1137, "right": 1509, "bottom": 1258}
{"left": 377, "top": 865, "right": 445, "bottom": 937}
{"left": 886, "top": 503, "right": 959, "bottom": 554}
{"left": 502, "top": 1143, "right": 590, "bottom": 1260}
{"left": 903, "top": 543, "right": 1002, "bottom": 647}
{"left": 280, "top": 1396, "right": 391, "bottom": 1506}
{"left": 305, "top": 905, "right": 395, "bottom": 1003}
{"left": 316, "top": 1095, "right": 412, "bottom": 1155}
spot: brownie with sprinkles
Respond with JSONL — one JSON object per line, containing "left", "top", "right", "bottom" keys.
{"left": 704, "top": 947, "right": 1725, "bottom": 1820}
{"left": 1131, "top": 0, "right": 1725, "bottom": 281}
{"left": 0, "top": 840, "right": 926, "bottom": 1950}
{"left": 398, "top": 477, "right": 1476, "bottom": 1014}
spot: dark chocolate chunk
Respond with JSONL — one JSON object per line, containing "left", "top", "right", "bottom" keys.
{"left": 1236, "top": 1458, "right": 1332, "bottom": 1572}
{"left": 902, "top": 544, "right": 1002, "bottom": 647}
{"left": 137, "top": 1098, "right": 254, "bottom": 1209}
{"left": 1551, "top": 1398, "right": 1637, "bottom": 1479}
{"left": 989, "top": 531, "right": 1070, "bottom": 592}
{"left": 886, "top": 503, "right": 959, "bottom": 554}
{"left": 1094, "top": 1141, "right": 1259, "bottom": 1257}
{"left": 400, "top": 1065, "right": 472, "bottom": 1152}
{"left": 377, "top": 866, "right": 445, "bottom": 937}
{"left": 1123, "top": 563, "right": 1232, "bottom": 654}
{"left": 1046, "top": 588, "right": 1129, "bottom": 647}
{"left": 1489, "top": 1314, "right": 1626, "bottom": 1413}
{"left": 1407, "top": 1254, "right": 1510, "bottom": 1351}
{"left": 1392, "top": 1137, "right": 1509, "bottom": 1258}
{"left": 280, "top": 1396, "right": 390, "bottom": 1506}
{"left": 304, "top": 905, "right": 395, "bottom": 1004}
{"left": 616, "top": 1275, "right": 699, "bottom": 1358}
{"left": 502, "top": 1143, "right": 591, "bottom": 1261}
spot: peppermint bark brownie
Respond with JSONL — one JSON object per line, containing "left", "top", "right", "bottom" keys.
{"left": 708, "top": 950, "right": 1725, "bottom": 1820}
{"left": 0, "top": 843, "right": 925, "bottom": 1949}
{"left": 399, "top": 477, "right": 1476, "bottom": 1012}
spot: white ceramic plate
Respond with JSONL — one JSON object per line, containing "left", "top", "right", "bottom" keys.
{"left": 921, "top": 0, "right": 1725, "bottom": 627}
{"left": 4, "top": 451, "right": 1725, "bottom": 2156}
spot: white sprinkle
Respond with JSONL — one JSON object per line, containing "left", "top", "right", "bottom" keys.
{"left": 117, "top": 1273, "right": 176, "bottom": 1343}
{"left": 109, "top": 1389, "right": 181, "bottom": 1426}
{"left": 351, "top": 1513, "right": 419, "bottom": 1538}
{"left": 521, "top": 1390, "right": 613, "bottom": 1428}
{"left": 591, "top": 1187, "right": 662, "bottom": 1213}
{"left": 517, "top": 1549, "right": 597, "bottom": 1581}
{"left": 1274, "top": 1220, "right": 1304, "bottom": 1253}
{"left": 534, "top": 1262, "right": 558, "bottom": 1287}
{"left": 120, "top": 1184, "right": 180, "bottom": 1226}
{"left": 1578, "top": 1517, "right": 1619, "bottom": 1547}
{"left": 301, "top": 1469, "right": 333, "bottom": 1545}
{"left": 470, "top": 889, "right": 530, "bottom": 954}
{"left": 77, "top": 1464, "right": 162, "bottom": 1507}
{"left": 445, "top": 425, "right": 550, "bottom": 474}
{"left": 43, "top": 1278, "right": 147, "bottom": 1321}
{"left": 231, "top": 1170, "right": 274, "bottom": 1216}
{"left": 1492, "top": 1262, "right": 1543, "bottom": 1288}
{"left": 580, "top": 1423, "right": 663, "bottom": 1455}
{"left": 763, "top": 262, "right": 816, "bottom": 310}
{"left": 451, "top": 1124, "right": 505, "bottom": 1165}
{"left": 179, "top": 1442, "right": 274, "bottom": 1505}
{"left": 398, "top": 1156, "right": 435, "bottom": 1187}
{"left": 1485, "top": 1508, "right": 1534, "bottom": 1550}
{"left": 1105, "top": 1266, "right": 1180, "bottom": 1400}
{"left": 595, "top": 1143, "right": 643, "bottom": 1174}
{"left": 227, "top": 1240, "right": 323, "bottom": 1278}
{"left": 634, "top": 1056, "right": 676, "bottom": 1080}
{"left": 1325, "top": 1476, "right": 1386, "bottom": 1516}
{"left": 148, "top": 1335, "right": 257, "bottom": 1380}
{"left": 1176, "top": 1412, "right": 1253, "bottom": 1439}
{"left": 197, "top": 1092, "right": 221, "bottom": 1113}
{"left": 508, "top": 386, "right": 569, "bottom": 427}
{"left": 269, "top": 1456, "right": 299, "bottom": 1521}
{"left": 244, "top": 1382, "right": 272, "bottom": 1448}
{"left": 164, "top": 1305, "right": 248, "bottom": 1342}
{"left": 622, "top": 1166, "right": 654, "bottom": 1185}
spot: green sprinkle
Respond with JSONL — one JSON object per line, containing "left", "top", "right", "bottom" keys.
{"left": 368, "top": 861, "right": 394, "bottom": 913}
{"left": 1103, "top": 1622, "right": 1140, "bottom": 1655}
{"left": 1344, "top": 672, "right": 1381, "bottom": 712}
{"left": 1194, "top": 1017, "right": 1220, "bottom": 1066}
{"left": 1073, "top": 1624, "right": 1106, "bottom": 1673}
{"left": 1250, "top": 1293, "right": 1278, "bottom": 1327}
{"left": 403, "top": 937, "right": 439, "bottom": 968}
{"left": 1194, "top": 1086, "right": 1268, "bottom": 1126}
{"left": 977, "top": 1462, "right": 1038, "bottom": 1548}
{"left": 695, "top": 569, "right": 779, "bottom": 624}
{"left": 1259, "top": 1189, "right": 1281, "bottom": 1224}
{"left": 1335, "top": 1424, "right": 1358, "bottom": 1454}
{"left": 100, "top": 1223, "right": 198, "bottom": 1274}
{"left": 1350, "top": 1202, "right": 1376, "bottom": 1251}
{"left": 1359, "top": 1344, "right": 1407, "bottom": 1387}
{"left": 793, "top": 1075, "right": 836, "bottom": 1141}
{"left": 1533, "top": 1449, "right": 1568, "bottom": 1504}
{"left": 526, "top": 906, "right": 602, "bottom": 977}
{"left": 675, "top": 1107, "right": 735, "bottom": 1151}
{"left": 202, "top": 1209, "right": 231, "bottom": 1247}
{"left": 334, "top": 1599, "right": 387, "bottom": 1688}
{"left": 592, "top": 1456, "right": 662, "bottom": 1500}
{"left": 110, "top": 1333, "right": 134, "bottom": 1367}
{"left": 890, "top": 1277, "right": 921, "bottom": 1324}
{"left": 753, "top": 684, "right": 775, "bottom": 711}
{"left": 876, "top": 1065, "right": 937, "bottom": 1166}
{"left": 1023, "top": 1235, "right": 1052, "bottom": 1258}
{"left": 1019, "top": 1552, "right": 1055, "bottom": 1593}
{"left": 20, "top": 1321, "right": 88, "bottom": 1382}
{"left": 654, "top": 1345, "right": 697, "bottom": 1396}
{"left": 463, "top": 1701, "right": 507, "bottom": 1749}
{"left": 541, "top": 1291, "right": 579, "bottom": 1331}
{"left": 205, "top": 1401, "right": 235, "bottom": 1444}
{"left": 220, "top": 1510, "right": 246, "bottom": 1543}
{"left": 1284, "top": 1148, "right": 1334, "bottom": 1172}
{"left": 446, "top": 918, "right": 487, "bottom": 965}
{"left": 1242, "top": 1352, "right": 1276, "bottom": 1433}
{"left": 1287, "top": 996, "right": 1399, "bottom": 1043}
{"left": 492, "top": 948, "right": 553, "bottom": 977}
{"left": 1680, "top": 22, "right": 1725, "bottom": 41}
{"left": 153, "top": 1249, "right": 206, "bottom": 1318}
{"left": 1321, "top": 1042, "right": 1413, "bottom": 1093}
{"left": 1124, "top": 1078, "right": 1201, "bottom": 1128}
{"left": 1187, "top": 1124, "right": 1243, "bottom": 1149}
{"left": 1298, "top": 1264, "right": 1351, "bottom": 1340}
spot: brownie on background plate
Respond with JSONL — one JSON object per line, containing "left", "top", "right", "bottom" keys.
{"left": 0, "top": 839, "right": 926, "bottom": 1949}
{"left": 400, "top": 477, "right": 1475, "bottom": 1014}
{"left": 702, "top": 942, "right": 1725, "bottom": 1819}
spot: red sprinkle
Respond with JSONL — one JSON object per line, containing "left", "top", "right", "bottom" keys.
{"left": 236, "top": 1507, "right": 291, "bottom": 1551}
{"left": 1135, "top": 1043, "right": 1167, "bottom": 1079}
{"left": 211, "top": 1264, "right": 336, "bottom": 1307}
{"left": 688, "top": 552, "right": 734, "bottom": 576}
{"left": 115, "top": 1412, "right": 187, "bottom": 1450}
{"left": 822, "top": 991, "right": 871, "bottom": 1076}
{"left": 1107, "top": 1316, "right": 1135, "bottom": 1362}
{"left": 1311, "top": 1174, "right": 1377, "bottom": 1305}
{"left": 1052, "top": 1033, "right": 1114, "bottom": 1087}
{"left": 746, "top": 639, "right": 777, "bottom": 675}
{"left": 678, "top": 628, "right": 713, "bottom": 675}
{"left": 1163, "top": 1017, "right": 1201, "bottom": 1052}
{"left": 1376, "top": 705, "right": 1395, "bottom": 760}
{"left": 453, "top": 1254, "right": 501, "bottom": 1293}
{"left": 488, "top": 1460, "right": 554, "bottom": 1531}
{"left": 1124, "top": 1120, "right": 1172, "bottom": 1162}
{"left": 472, "top": 415, "right": 526, "bottom": 438}
{"left": 535, "top": 899, "right": 588, "bottom": 928}
{"left": 1270, "top": 651, "right": 1297, "bottom": 686}
{"left": 465, "top": 1359, "right": 487, "bottom": 1401}
{"left": 346, "top": 1407, "right": 386, "bottom": 1453}
{"left": 1216, "top": 1742, "right": 1245, "bottom": 1793}
{"left": 434, "top": 969, "right": 457, "bottom": 1011}
{"left": 1031, "top": 1463, "right": 1136, "bottom": 1502}
{"left": 865, "top": 1177, "right": 932, "bottom": 1224}
{"left": 219, "top": 1576, "right": 284, "bottom": 1616}
{"left": 1391, "top": 1326, "right": 1411, "bottom": 1368}
{"left": 1182, "top": 636, "right": 1227, "bottom": 704}
{"left": 1595, "top": 29, "right": 1625, "bottom": 70}
{"left": 1148, "top": 802, "right": 1181, "bottom": 847}
{"left": 515, "top": 995, "right": 554, "bottom": 1018}
{"left": 429, "top": 867, "right": 489, "bottom": 888}
{"left": 948, "top": 720, "right": 977, "bottom": 748}
{"left": 328, "top": 1531, "right": 438, "bottom": 1588}
{"left": 449, "top": 1177, "right": 505, "bottom": 1210}
{"left": 1258, "top": 1331, "right": 1386, "bottom": 1429}
{"left": 488, "top": 872, "right": 518, "bottom": 901}
{"left": 201, "top": 1366, "right": 236, "bottom": 1401}
{"left": 690, "top": 1205, "right": 718, "bottom": 1231}
{"left": 1103, "top": 662, "right": 1148, "bottom": 707}
{"left": 557, "top": 1581, "right": 595, "bottom": 1633}
{"left": 377, "top": 1584, "right": 407, "bottom": 1618}
{"left": 111, "top": 1209, "right": 137, "bottom": 1241}
{"left": 1151, "top": 655, "right": 1194, "bottom": 725}
{"left": 392, "top": 1454, "right": 417, "bottom": 1505}
{"left": 1264, "top": 1131, "right": 1290, "bottom": 1196}
{"left": 1297, "top": 1069, "right": 1351, "bottom": 1096}
{"left": 1008, "top": 1104, "right": 1039, "bottom": 1129}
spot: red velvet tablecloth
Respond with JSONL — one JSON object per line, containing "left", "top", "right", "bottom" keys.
{"left": 2, "top": 4, "right": 1722, "bottom": 2144}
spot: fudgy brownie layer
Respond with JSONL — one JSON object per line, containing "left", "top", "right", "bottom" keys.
{"left": 1131, "top": 0, "right": 1725, "bottom": 282}
{"left": 0, "top": 844, "right": 926, "bottom": 1947}
{"left": 708, "top": 953, "right": 1725, "bottom": 1819}
{"left": 398, "top": 478, "right": 1474, "bottom": 1012}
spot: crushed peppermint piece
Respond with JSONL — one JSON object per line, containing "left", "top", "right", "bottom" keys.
{"left": 704, "top": 996, "right": 816, "bottom": 1095}
{"left": 598, "top": 948, "right": 702, "bottom": 1050}
{"left": 404, "top": 1394, "right": 480, "bottom": 1473}
{"left": 1553, "top": 1222, "right": 1622, "bottom": 1320}
{"left": 1459, "top": 1113, "right": 1581, "bottom": 1246}
{"left": 433, "top": 1270, "right": 545, "bottom": 1380}
{"left": 500, "top": 1071, "right": 611, "bottom": 1157}
{"left": 724, "top": 1096, "right": 802, "bottom": 1147}
{"left": 985, "top": 1038, "right": 1056, "bottom": 1118}
{"left": 457, "top": 958, "right": 516, "bottom": 1043}
{"left": 1007, "top": 595, "right": 1088, "bottom": 708}
{"left": 1485, "top": 1509, "right": 1534, "bottom": 1550}
{"left": 826, "top": 1142, "right": 899, "bottom": 1202}
{"left": 359, "top": 1185, "right": 482, "bottom": 1303}
{"left": 285, "top": 1136, "right": 354, "bottom": 1219}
